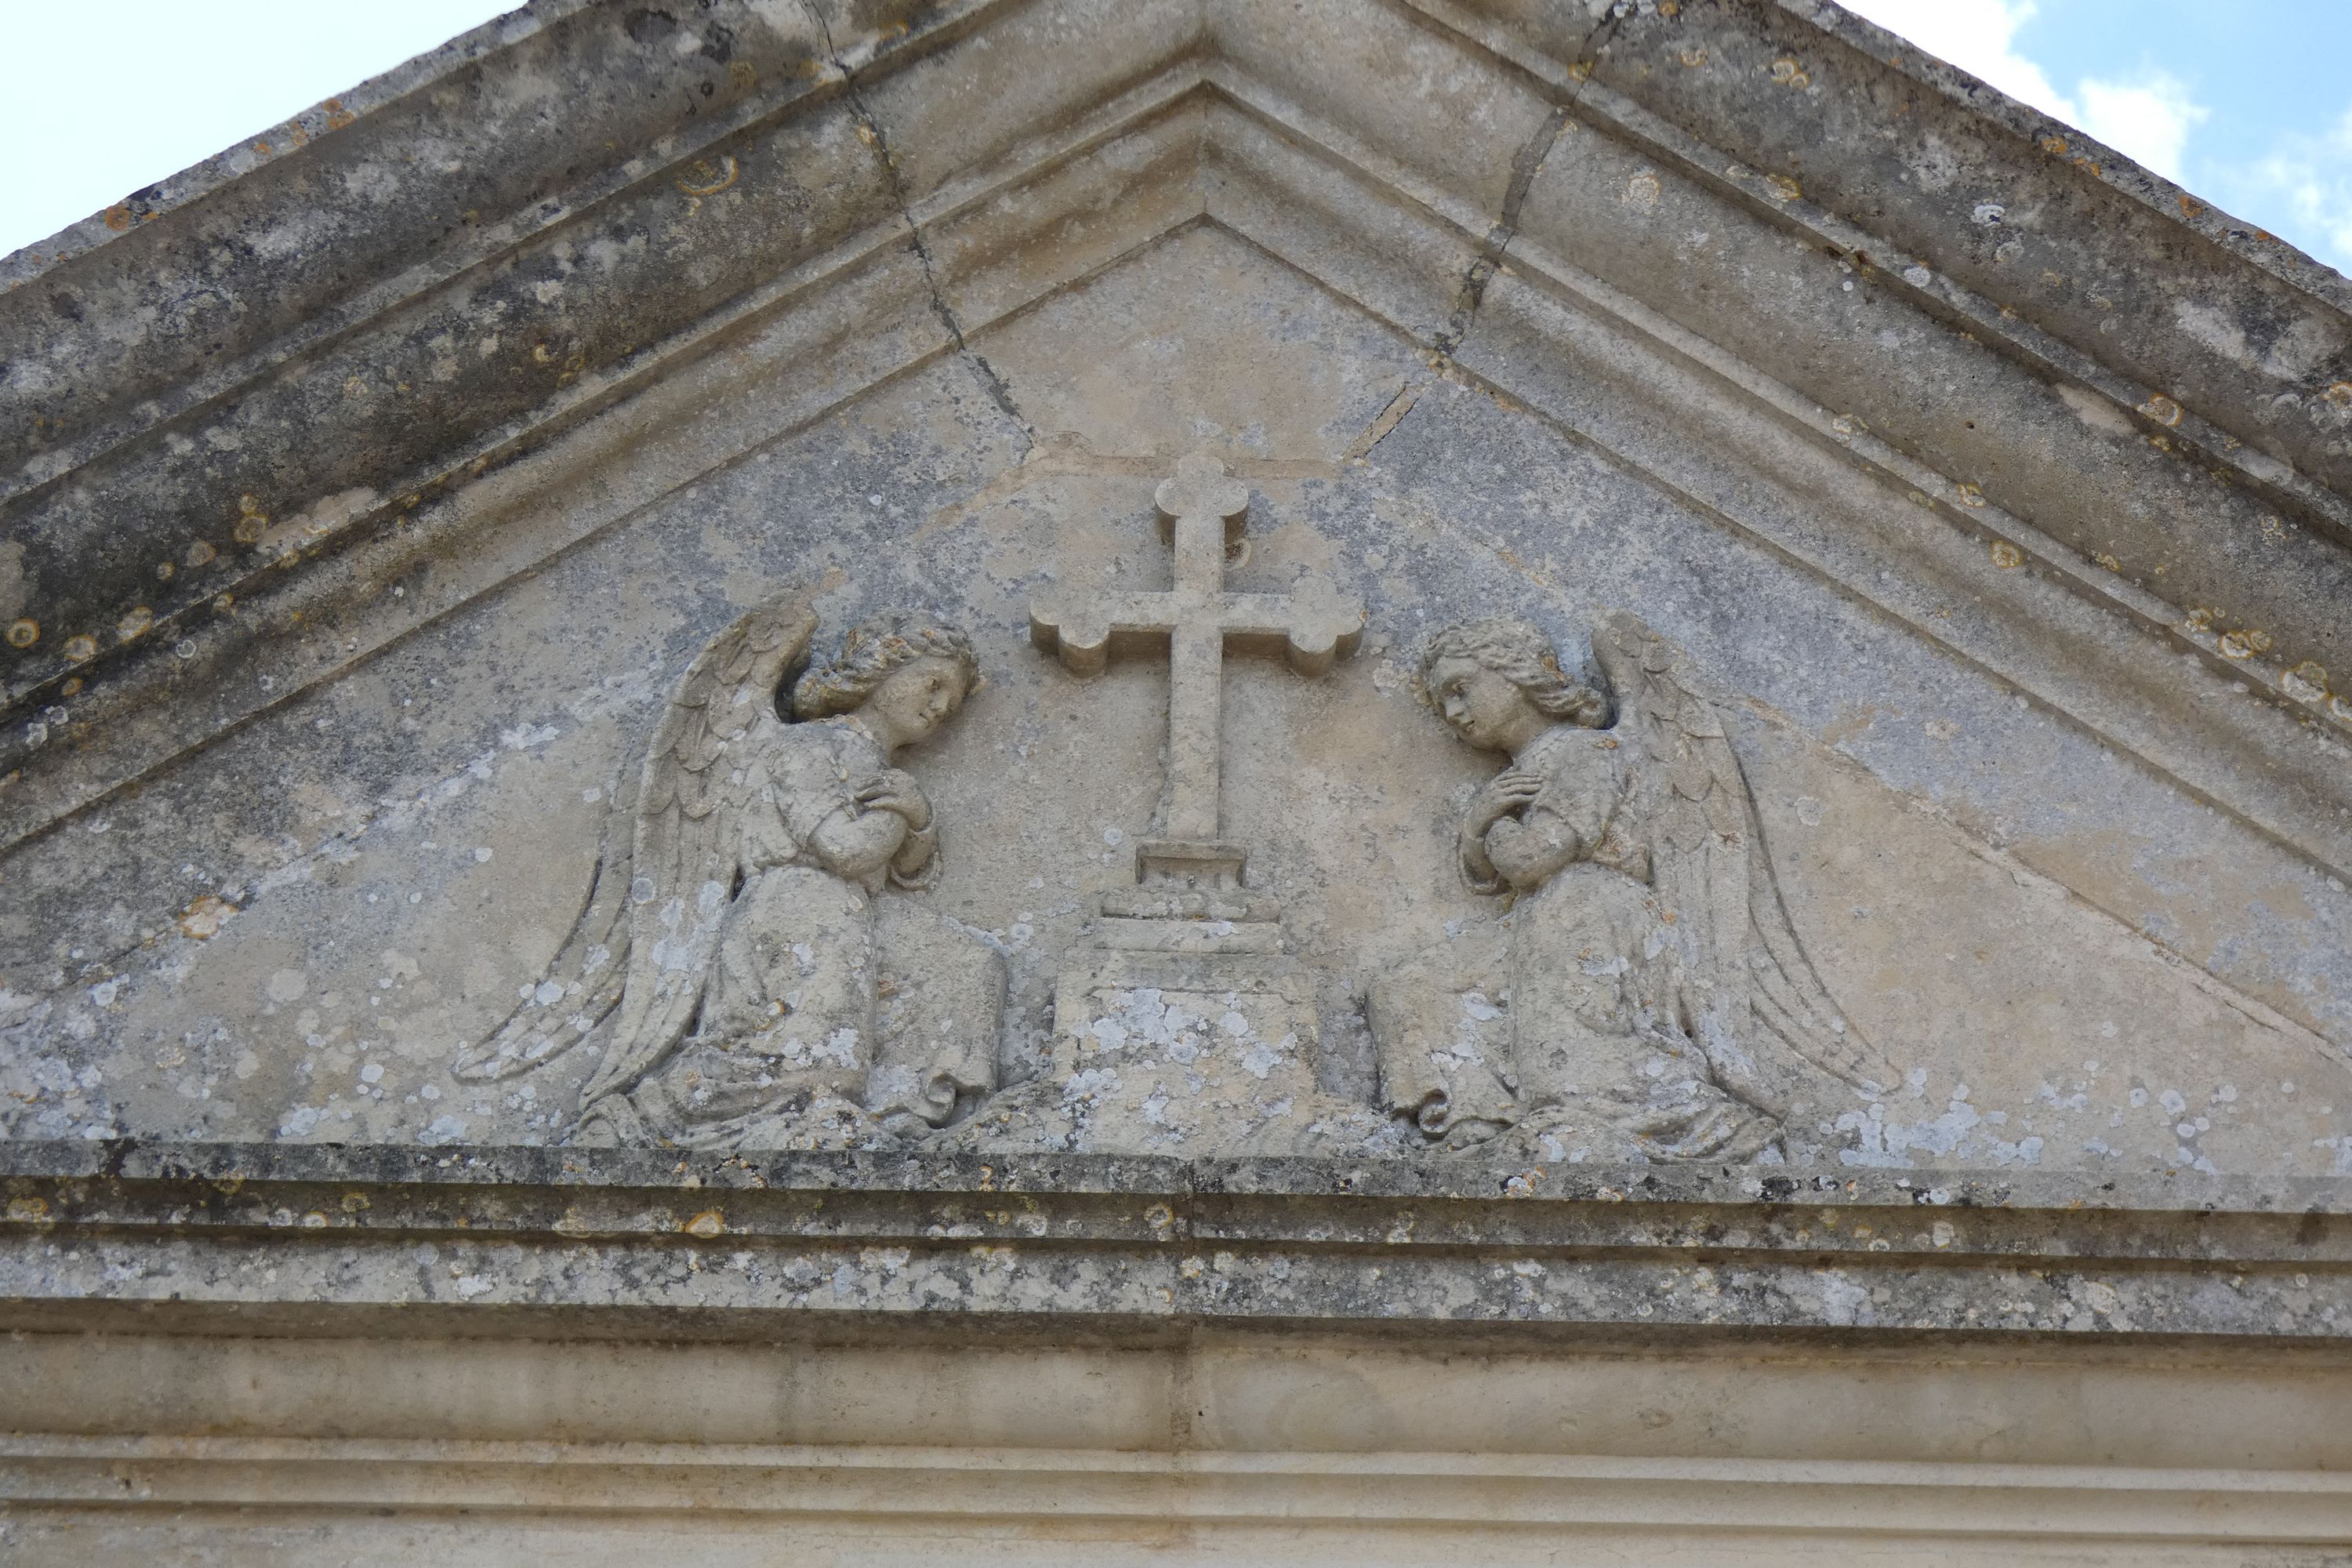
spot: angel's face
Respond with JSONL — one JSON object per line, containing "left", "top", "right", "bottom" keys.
{"left": 1429, "top": 655, "right": 1540, "bottom": 753}
{"left": 865, "top": 655, "right": 970, "bottom": 749}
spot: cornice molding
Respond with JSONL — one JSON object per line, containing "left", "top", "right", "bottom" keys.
{"left": 2, "top": 0, "right": 2347, "bottom": 898}
{"left": 4, "top": 1141, "right": 2348, "bottom": 1341}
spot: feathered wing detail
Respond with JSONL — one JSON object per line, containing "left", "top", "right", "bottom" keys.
{"left": 1593, "top": 612, "right": 1894, "bottom": 1109}
{"left": 448, "top": 764, "right": 638, "bottom": 1082}
{"left": 576, "top": 593, "right": 821, "bottom": 1106}
{"left": 448, "top": 592, "right": 820, "bottom": 1101}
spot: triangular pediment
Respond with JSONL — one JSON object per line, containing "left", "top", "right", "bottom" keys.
{"left": 5, "top": 0, "right": 2351, "bottom": 1178}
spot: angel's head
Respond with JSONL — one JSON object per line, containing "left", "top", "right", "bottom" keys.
{"left": 791, "top": 611, "right": 979, "bottom": 750}
{"left": 1422, "top": 616, "right": 1611, "bottom": 753}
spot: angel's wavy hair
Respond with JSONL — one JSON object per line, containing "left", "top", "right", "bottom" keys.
{"left": 1421, "top": 616, "right": 1613, "bottom": 728}
{"left": 789, "top": 610, "right": 979, "bottom": 720}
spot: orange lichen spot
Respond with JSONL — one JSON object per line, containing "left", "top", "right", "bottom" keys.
{"left": 2285, "top": 661, "right": 2331, "bottom": 701}
{"left": 1955, "top": 482, "right": 1987, "bottom": 508}
{"left": 2139, "top": 394, "right": 2183, "bottom": 426}
{"left": 252, "top": 140, "right": 273, "bottom": 157}
{"left": 2040, "top": 135, "right": 2067, "bottom": 155}
{"left": 232, "top": 494, "right": 268, "bottom": 545}
{"left": 2091, "top": 551, "right": 2121, "bottom": 572}
{"left": 1764, "top": 173, "right": 1802, "bottom": 203}
{"left": 684, "top": 1209, "right": 725, "bottom": 1239}
{"left": 727, "top": 60, "right": 756, "bottom": 90}
{"left": 323, "top": 97, "right": 357, "bottom": 132}
{"left": 2177, "top": 193, "right": 2200, "bottom": 220}
{"left": 4, "top": 619, "right": 35, "bottom": 650}
{"left": 1768, "top": 57, "right": 1809, "bottom": 88}
{"left": 2184, "top": 607, "right": 2216, "bottom": 632}
{"left": 2324, "top": 382, "right": 2352, "bottom": 411}
{"left": 212, "top": 593, "right": 234, "bottom": 613}
{"left": 1567, "top": 60, "right": 1594, "bottom": 82}
{"left": 103, "top": 203, "right": 133, "bottom": 231}
{"left": 1678, "top": 48, "right": 1707, "bottom": 67}
{"left": 185, "top": 539, "right": 217, "bottom": 568}
{"left": 675, "top": 154, "right": 740, "bottom": 198}
{"left": 6, "top": 1196, "right": 49, "bottom": 1224}
{"left": 60, "top": 677, "right": 81, "bottom": 697}
{"left": 117, "top": 606, "right": 154, "bottom": 641}
{"left": 61, "top": 633, "right": 97, "bottom": 663}
{"left": 2218, "top": 630, "right": 2256, "bottom": 659}
{"left": 1988, "top": 540, "right": 2024, "bottom": 569}
{"left": 1831, "top": 413, "right": 1866, "bottom": 440}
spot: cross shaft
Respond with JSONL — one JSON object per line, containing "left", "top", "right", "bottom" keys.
{"left": 1031, "top": 452, "right": 1363, "bottom": 858}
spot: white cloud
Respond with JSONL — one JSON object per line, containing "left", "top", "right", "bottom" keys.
{"left": 1838, "top": 0, "right": 2078, "bottom": 122}
{"left": 2214, "top": 106, "right": 2352, "bottom": 270}
{"left": 1844, "top": 2, "right": 2217, "bottom": 187}
{"left": 2076, "top": 71, "right": 2209, "bottom": 183}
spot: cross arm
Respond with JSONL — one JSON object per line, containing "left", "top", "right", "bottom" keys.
{"left": 1217, "top": 586, "right": 1367, "bottom": 677}
{"left": 1029, "top": 590, "right": 1181, "bottom": 677}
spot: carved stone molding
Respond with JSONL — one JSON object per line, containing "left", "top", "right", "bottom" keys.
{"left": 4, "top": 1140, "right": 2347, "bottom": 1341}
{"left": 6, "top": 0, "right": 2349, "bottom": 911}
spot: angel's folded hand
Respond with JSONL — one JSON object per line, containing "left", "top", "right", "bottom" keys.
{"left": 854, "top": 771, "right": 932, "bottom": 831}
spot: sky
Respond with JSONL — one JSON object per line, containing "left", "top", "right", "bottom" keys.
{"left": 1841, "top": 0, "right": 2352, "bottom": 270}
{"left": 1, "top": 1, "right": 2350, "bottom": 274}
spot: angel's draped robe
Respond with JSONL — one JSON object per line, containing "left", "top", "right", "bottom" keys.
{"left": 582, "top": 717, "right": 998, "bottom": 1149}
{"left": 1377, "top": 721, "right": 1773, "bottom": 1161}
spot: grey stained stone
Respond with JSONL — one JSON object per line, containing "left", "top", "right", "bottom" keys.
{"left": 6, "top": 0, "right": 2352, "bottom": 1558}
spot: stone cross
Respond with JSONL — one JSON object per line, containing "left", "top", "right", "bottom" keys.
{"left": 1031, "top": 452, "right": 1363, "bottom": 882}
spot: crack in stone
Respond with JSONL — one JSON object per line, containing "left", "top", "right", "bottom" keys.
{"left": 1430, "top": 10, "right": 1622, "bottom": 360}
{"left": 800, "top": 2, "right": 1036, "bottom": 449}
{"left": 1344, "top": 379, "right": 1424, "bottom": 461}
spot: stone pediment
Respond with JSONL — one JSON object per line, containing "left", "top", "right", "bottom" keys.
{"left": 5, "top": 0, "right": 2352, "bottom": 1188}
{"left": 16, "top": 8, "right": 2352, "bottom": 1555}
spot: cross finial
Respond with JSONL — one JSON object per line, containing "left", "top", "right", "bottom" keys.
{"left": 1031, "top": 450, "right": 1365, "bottom": 891}
{"left": 1155, "top": 452, "right": 1250, "bottom": 537}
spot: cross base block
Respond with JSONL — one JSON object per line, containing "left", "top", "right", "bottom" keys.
{"left": 1134, "top": 837, "right": 1249, "bottom": 891}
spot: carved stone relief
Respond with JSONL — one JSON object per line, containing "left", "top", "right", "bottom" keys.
{"left": 446, "top": 458, "right": 1893, "bottom": 1163}
{"left": 937, "top": 452, "right": 1392, "bottom": 1156}
{"left": 1372, "top": 613, "right": 1896, "bottom": 1166}
{"left": 452, "top": 602, "right": 1002, "bottom": 1150}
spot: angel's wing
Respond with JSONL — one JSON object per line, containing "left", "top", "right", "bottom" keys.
{"left": 448, "top": 764, "right": 637, "bottom": 1082}
{"left": 1593, "top": 612, "right": 1894, "bottom": 1109}
{"left": 449, "top": 593, "right": 820, "bottom": 1101}
{"left": 577, "top": 593, "right": 820, "bottom": 1104}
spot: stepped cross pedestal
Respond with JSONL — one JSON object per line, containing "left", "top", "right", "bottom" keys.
{"left": 969, "top": 450, "right": 1379, "bottom": 1154}
{"left": 1030, "top": 451, "right": 1363, "bottom": 921}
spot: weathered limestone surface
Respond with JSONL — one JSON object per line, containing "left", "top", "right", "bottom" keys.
{"left": 6, "top": 0, "right": 2352, "bottom": 1559}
